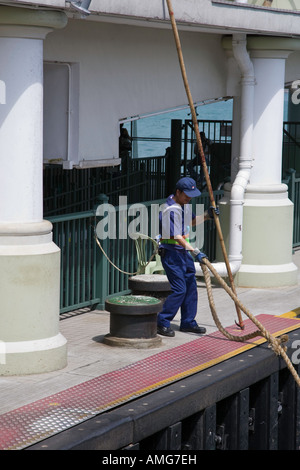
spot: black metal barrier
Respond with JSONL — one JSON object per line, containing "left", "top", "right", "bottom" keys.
{"left": 27, "top": 328, "right": 300, "bottom": 451}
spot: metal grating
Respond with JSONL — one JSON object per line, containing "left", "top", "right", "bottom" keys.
{"left": 0, "top": 314, "right": 300, "bottom": 450}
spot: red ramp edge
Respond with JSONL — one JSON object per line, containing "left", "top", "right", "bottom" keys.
{"left": 1, "top": 314, "right": 300, "bottom": 450}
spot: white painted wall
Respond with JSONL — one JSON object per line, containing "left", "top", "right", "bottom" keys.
{"left": 13, "top": 0, "right": 65, "bottom": 6}
{"left": 80, "top": 0, "right": 300, "bottom": 37}
{"left": 44, "top": 63, "right": 69, "bottom": 162}
{"left": 43, "top": 15, "right": 300, "bottom": 167}
{"left": 286, "top": 50, "right": 300, "bottom": 84}
{"left": 44, "top": 19, "right": 228, "bottom": 165}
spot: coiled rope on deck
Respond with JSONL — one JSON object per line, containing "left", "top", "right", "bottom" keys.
{"left": 201, "top": 258, "right": 300, "bottom": 388}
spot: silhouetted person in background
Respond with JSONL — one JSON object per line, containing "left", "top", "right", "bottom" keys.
{"left": 119, "top": 126, "right": 132, "bottom": 174}
{"left": 188, "top": 131, "right": 212, "bottom": 189}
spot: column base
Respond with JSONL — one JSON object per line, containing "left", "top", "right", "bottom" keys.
{"left": 0, "top": 334, "right": 67, "bottom": 376}
{"left": 0, "top": 220, "right": 67, "bottom": 376}
{"left": 216, "top": 184, "right": 298, "bottom": 288}
{"left": 236, "top": 262, "right": 298, "bottom": 288}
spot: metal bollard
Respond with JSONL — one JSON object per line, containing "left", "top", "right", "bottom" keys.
{"left": 128, "top": 274, "right": 171, "bottom": 305}
{"left": 104, "top": 295, "right": 163, "bottom": 348}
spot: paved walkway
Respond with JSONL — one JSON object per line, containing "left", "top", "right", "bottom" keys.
{"left": 0, "top": 250, "right": 300, "bottom": 416}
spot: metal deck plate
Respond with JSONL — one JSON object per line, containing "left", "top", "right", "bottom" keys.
{"left": 1, "top": 314, "right": 300, "bottom": 450}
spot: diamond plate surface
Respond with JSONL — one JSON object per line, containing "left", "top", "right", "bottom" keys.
{"left": 0, "top": 314, "right": 299, "bottom": 450}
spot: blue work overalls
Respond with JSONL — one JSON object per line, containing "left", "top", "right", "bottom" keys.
{"left": 157, "top": 196, "right": 198, "bottom": 329}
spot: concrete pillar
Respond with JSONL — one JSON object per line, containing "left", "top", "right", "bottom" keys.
{"left": 0, "top": 6, "right": 68, "bottom": 375}
{"left": 221, "top": 36, "right": 299, "bottom": 287}
{"left": 237, "top": 38, "right": 298, "bottom": 287}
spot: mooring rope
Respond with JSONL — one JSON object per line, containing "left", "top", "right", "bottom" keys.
{"left": 162, "top": 0, "right": 300, "bottom": 388}
{"left": 201, "top": 258, "right": 300, "bottom": 388}
{"left": 93, "top": 218, "right": 300, "bottom": 387}
{"left": 165, "top": 0, "right": 244, "bottom": 329}
{"left": 94, "top": 230, "right": 158, "bottom": 276}
{"left": 94, "top": 227, "right": 300, "bottom": 387}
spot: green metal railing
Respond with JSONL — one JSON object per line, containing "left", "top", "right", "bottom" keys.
{"left": 283, "top": 123, "right": 300, "bottom": 177}
{"left": 48, "top": 191, "right": 223, "bottom": 313}
{"left": 44, "top": 120, "right": 300, "bottom": 217}
{"left": 44, "top": 166, "right": 149, "bottom": 215}
{"left": 48, "top": 173, "right": 300, "bottom": 315}
{"left": 285, "top": 168, "right": 300, "bottom": 248}
{"left": 45, "top": 115, "right": 300, "bottom": 314}
{"left": 50, "top": 210, "right": 99, "bottom": 313}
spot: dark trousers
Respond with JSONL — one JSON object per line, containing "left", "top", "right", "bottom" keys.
{"left": 157, "top": 248, "right": 198, "bottom": 329}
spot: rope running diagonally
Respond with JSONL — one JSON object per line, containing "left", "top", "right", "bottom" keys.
{"left": 201, "top": 258, "right": 300, "bottom": 388}
{"left": 95, "top": 231, "right": 300, "bottom": 387}
{"left": 94, "top": 229, "right": 158, "bottom": 276}
{"left": 93, "top": 225, "right": 300, "bottom": 386}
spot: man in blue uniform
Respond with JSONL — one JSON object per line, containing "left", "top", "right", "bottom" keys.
{"left": 157, "top": 177, "right": 218, "bottom": 337}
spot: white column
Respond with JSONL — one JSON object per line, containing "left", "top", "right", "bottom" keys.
{"left": 0, "top": 6, "right": 68, "bottom": 375}
{"left": 0, "top": 37, "right": 44, "bottom": 223}
{"left": 251, "top": 55, "right": 285, "bottom": 186}
{"left": 237, "top": 46, "right": 298, "bottom": 287}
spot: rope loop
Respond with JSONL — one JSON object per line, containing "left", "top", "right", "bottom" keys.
{"left": 93, "top": 219, "right": 300, "bottom": 388}
{"left": 94, "top": 228, "right": 158, "bottom": 276}
{"left": 201, "top": 258, "right": 300, "bottom": 388}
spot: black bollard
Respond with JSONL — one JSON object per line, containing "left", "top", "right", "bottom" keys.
{"left": 128, "top": 274, "right": 171, "bottom": 304}
{"left": 104, "top": 295, "right": 162, "bottom": 348}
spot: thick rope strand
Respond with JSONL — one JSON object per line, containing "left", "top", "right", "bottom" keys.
{"left": 201, "top": 258, "right": 300, "bottom": 388}
{"left": 94, "top": 233, "right": 157, "bottom": 276}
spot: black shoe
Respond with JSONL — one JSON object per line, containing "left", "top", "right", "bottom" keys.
{"left": 157, "top": 326, "right": 175, "bottom": 337}
{"left": 180, "top": 325, "right": 206, "bottom": 334}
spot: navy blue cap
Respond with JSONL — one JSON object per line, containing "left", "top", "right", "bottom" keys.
{"left": 176, "top": 177, "right": 201, "bottom": 197}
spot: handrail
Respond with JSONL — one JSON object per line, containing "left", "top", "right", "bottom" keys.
{"left": 283, "top": 127, "right": 300, "bottom": 149}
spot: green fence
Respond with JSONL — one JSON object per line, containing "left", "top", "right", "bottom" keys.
{"left": 48, "top": 191, "right": 223, "bottom": 313}
{"left": 285, "top": 168, "right": 300, "bottom": 248}
{"left": 44, "top": 120, "right": 300, "bottom": 218}
{"left": 43, "top": 155, "right": 167, "bottom": 217}
{"left": 50, "top": 210, "right": 99, "bottom": 313}
{"left": 48, "top": 167, "right": 300, "bottom": 314}
{"left": 283, "top": 123, "right": 300, "bottom": 177}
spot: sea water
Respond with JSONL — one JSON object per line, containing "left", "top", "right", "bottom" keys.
{"left": 124, "top": 93, "right": 289, "bottom": 158}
